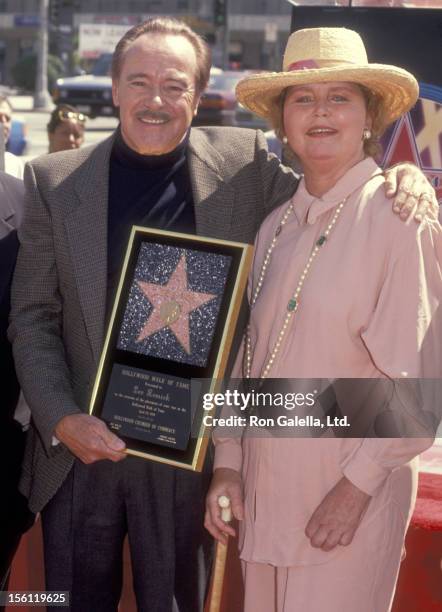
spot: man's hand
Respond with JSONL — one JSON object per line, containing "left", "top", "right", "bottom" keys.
{"left": 384, "top": 162, "right": 438, "bottom": 222}
{"left": 305, "top": 476, "right": 371, "bottom": 552}
{"left": 205, "top": 467, "right": 244, "bottom": 544}
{"left": 54, "top": 413, "right": 127, "bottom": 464}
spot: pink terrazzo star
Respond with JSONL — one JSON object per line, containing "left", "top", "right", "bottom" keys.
{"left": 136, "top": 254, "right": 216, "bottom": 354}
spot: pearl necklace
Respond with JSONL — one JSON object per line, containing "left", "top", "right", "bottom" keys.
{"left": 244, "top": 195, "right": 347, "bottom": 379}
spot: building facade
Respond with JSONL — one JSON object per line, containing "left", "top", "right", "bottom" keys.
{"left": 0, "top": 0, "right": 292, "bottom": 86}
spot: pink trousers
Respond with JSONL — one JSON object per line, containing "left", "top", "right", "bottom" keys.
{"left": 241, "top": 534, "right": 405, "bottom": 612}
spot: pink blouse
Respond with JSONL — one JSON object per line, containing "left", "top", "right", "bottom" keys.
{"left": 214, "top": 158, "right": 442, "bottom": 567}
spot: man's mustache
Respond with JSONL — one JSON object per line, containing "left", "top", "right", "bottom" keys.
{"left": 135, "top": 110, "right": 171, "bottom": 122}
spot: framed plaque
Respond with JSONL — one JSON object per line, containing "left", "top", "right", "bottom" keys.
{"left": 89, "top": 226, "right": 252, "bottom": 471}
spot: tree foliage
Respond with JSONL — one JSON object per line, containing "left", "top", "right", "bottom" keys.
{"left": 11, "top": 54, "right": 64, "bottom": 93}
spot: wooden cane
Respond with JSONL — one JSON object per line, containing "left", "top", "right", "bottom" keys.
{"left": 208, "top": 495, "right": 232, "bottom": 612}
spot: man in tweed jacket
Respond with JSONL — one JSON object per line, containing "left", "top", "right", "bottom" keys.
{"left": 0, "top": 172, "right": 34, "bottom": 595}
{"left": 7, "top": 17, "right": 434, "bottom": 612}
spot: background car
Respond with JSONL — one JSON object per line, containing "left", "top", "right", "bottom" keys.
{"left": 194, "top": 70, "right": 269, "bottom": 130}
{"left": 193, "top": 70, "right": 239, "bottom": 127}
{"left": 7, "top": 117, "right": 28, "bottom": 155}
{"left": 52, "top": 53, "right": 115, "bottom": 119}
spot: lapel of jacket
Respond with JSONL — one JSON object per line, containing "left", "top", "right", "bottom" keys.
{"left": 64, "top": 135, "right": 115, "bottom": 364}
{"left": 188, "top": 129, "right": 234, "bottom": 239}
{"left": 0, "top": 180, "right": 18, "bottom": 238}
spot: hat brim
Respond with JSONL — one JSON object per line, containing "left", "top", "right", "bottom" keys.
{"left": 236, "top": 64, "right": 419, "bottom": 130}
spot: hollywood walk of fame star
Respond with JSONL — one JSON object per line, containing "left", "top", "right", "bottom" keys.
{"left": 383, "top": 103, "right": 442, "bottom": 203}
{"left": 136, "top": 254, "right": 216, "bottom": 354}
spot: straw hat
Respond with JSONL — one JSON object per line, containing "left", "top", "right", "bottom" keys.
{"left": 236, "top": 28, "right": 418, "bottom": 131}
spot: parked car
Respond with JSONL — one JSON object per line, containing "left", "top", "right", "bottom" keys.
{"left": 6, "top": 117, "right": 28, "bottom": 156}
{"left": 52, "top": 53, "right": 115, "bottom": 119}
{"left": 193, "top": 70, "right": 238, "bottom": 127}
{"left": 194, "top": 70, "right": 269, "bottom": 130}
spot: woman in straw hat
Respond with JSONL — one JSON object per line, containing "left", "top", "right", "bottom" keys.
{"left": 205, "top": 28, "right": 441, "bottom": 611}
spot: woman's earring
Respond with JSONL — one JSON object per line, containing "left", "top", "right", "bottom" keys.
{"left": 282, "top": 136, "right": 288, "bottom": 144}
{"left": 362, "top": 128, "right": 372, "bottom": 141}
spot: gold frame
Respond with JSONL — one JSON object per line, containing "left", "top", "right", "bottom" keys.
{"left": 89, "top": 225, "right": 253, "bottom": 471}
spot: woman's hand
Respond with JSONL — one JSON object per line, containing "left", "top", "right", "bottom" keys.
{"left": 305, "top": 476, "right": 371, "bottom": 552}
{"left": 384, "top": 162, "right": 438, "bottom": 222}
{"left": 205, "top": 468, "right": 244, "bottom": 544}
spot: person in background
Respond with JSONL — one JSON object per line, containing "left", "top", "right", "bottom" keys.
{"left": 206, "top": 27, "right": 441, "bottom": 612}
{"left": 0, "top": 96, "right": 24, "bottom": 179}
{"left": 47, "top": 104, "right": 86, "bottom": 153}
{"left": 0, "top": 171, "right": 33, "bottom": 602}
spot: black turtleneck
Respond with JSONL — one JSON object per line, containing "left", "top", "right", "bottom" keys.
{"left": 107, "top": 128, "right": 196, "bottom": 309}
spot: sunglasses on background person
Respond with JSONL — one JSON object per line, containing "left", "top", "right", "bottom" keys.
{"left": 58, "top": 110, "right": 87, "bottom": 123}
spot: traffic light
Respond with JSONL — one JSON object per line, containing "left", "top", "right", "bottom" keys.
{"left": 49, "top": 0, "right": 60, "bottom": 24}
{"left": 214, "top": 0, "right": 227, "bottom": 28}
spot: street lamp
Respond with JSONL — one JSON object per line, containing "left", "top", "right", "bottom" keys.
{"left": 214, "top": 0, "right": 230, "bottom": 69}
{"left": 34, "top": 0, "right": 53, "bottom": 110}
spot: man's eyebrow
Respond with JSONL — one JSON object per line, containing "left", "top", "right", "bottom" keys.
{"left": 125, "top": 71, "right": 189, "bottom": 82}
{"left": 126, "top": 72, "right": 149, "bottom": 80}
{"left": 165, "top": 75, "right": 188, "bottom": 82}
